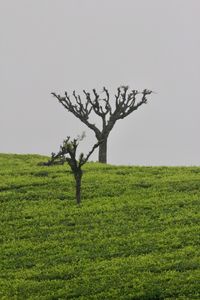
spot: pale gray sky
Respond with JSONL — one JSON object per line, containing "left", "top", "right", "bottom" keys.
{"left": 0, "top": 0, "right": 200, "bottom": 165}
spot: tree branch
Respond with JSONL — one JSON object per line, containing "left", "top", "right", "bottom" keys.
{"left": 51, "top": 86, "right": 152, "bottom": 146}
{"left": 111, "top": 87, "right": 152, "bottom": 119}
{"left": 79, "top": 140, "right": 104, "bottom": 166}
{"left": 51, "top": 92, "right": 101, "bottom": 137}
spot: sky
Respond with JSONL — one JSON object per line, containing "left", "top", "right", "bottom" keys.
{"left": 0, "top": 0, "right": 200, "bottom": 165}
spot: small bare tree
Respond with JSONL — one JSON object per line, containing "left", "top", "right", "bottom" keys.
{"left": 52, "top": 86, "right": 152, "bottom": 163}
{"left": 44, "top": 135, "right": 101, "bottom": 205}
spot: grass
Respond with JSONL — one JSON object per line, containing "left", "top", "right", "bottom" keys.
{"left": 0, "top": 153, "right": 200, "bottom": 299}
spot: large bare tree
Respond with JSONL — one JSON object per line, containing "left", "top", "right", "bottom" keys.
{"left": 52, "top": 86, "right": 152, "bottom": 163}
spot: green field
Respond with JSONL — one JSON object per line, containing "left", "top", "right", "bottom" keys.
{"left": 0, "top": 154, "right": 200, "bottom": 299}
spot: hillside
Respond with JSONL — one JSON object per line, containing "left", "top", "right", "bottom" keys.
{"left": 0, "top": 154, "right": 200, "bottom": 299}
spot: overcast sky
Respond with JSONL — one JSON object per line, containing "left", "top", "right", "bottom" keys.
{"left": 0, "top": 0, "right": 200, "bottom": 165}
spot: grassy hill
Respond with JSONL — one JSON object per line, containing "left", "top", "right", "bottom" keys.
{"left": 0, "top": 154, "right": 200, "bottom": 299}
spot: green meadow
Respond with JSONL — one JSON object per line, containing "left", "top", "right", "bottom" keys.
{"left": 0, "top": 154, "right": 200, "bottom": 299}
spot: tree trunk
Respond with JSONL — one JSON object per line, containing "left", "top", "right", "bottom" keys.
{"left": 75, "top": 171, "right": 82, "bottom": 205}
{"left": 98, "top": 137, "right": 108, "bottom": 163}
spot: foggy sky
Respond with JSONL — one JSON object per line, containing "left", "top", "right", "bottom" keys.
{"left": 0, "top": 0, "right": 200, "bottom": 165}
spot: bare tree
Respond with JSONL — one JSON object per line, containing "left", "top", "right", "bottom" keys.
{"left": 43, "top": 135, "right": 101, "bottom": 205}
{"left": 52, "top": 86, "right": 152, "bottom": 163}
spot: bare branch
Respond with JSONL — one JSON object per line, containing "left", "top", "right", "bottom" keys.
{"left": 102, "top": 87, "right": 112, "bottom": 114}
{"left": 115, "top": 87, "right": 121, "bottom": 106}
{"left": 112, "top": 88, "right": 152, "bottom": 119}
{"left": 52, "top": 92, "right": 101, "bottom": 137}
{"left": 79, "top": 140, "right": 104, "bottom": 166}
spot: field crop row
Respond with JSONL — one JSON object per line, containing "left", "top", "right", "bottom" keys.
{"left": 0, "top": 154, "right": 200, "bottom": 299}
